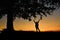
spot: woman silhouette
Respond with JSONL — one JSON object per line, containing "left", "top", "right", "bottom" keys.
{"left": 33, "top": 19, "right": 40, "bottom": 32}
{"left": 33, "top": 15, "right": 42, "bottom": 32}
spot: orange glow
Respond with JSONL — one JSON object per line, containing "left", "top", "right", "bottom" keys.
{"left": 0, "top": 10, "right": 60, "bottom": 32}
{"left": 13, "top": 14, "right": 60, "bottom": 32}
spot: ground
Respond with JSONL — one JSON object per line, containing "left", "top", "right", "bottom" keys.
{"left": 0, "top": 29, "right": 60, "bottom": 40}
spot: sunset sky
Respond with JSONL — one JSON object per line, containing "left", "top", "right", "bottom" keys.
{"left": 0, "top": 8, "right": 60, "bottom": 32}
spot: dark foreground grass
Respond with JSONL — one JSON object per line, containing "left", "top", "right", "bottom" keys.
{"left": 0, "top": 30, "right": 60, "bottom": 40}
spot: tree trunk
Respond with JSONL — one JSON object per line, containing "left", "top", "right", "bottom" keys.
{"left": 7, "top": 13, "right": 14, "bottom": 31}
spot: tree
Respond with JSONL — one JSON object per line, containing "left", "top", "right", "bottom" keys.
{"left": 0, "top": 0, "right": 19, "bottom": 31}
{"left": 0, "top": 0, "right": 60, "bottom": 32}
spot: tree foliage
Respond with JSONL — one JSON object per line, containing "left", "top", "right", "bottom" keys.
{"left": 0, "top": 0, "right": 60, "bottom": 21}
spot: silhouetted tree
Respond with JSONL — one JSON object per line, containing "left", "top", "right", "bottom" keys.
{"left": 0, "top": 0, "right": 19, "bottom": 31}
{"left": 0, "top": 0, "right": 60, "bottom": 32}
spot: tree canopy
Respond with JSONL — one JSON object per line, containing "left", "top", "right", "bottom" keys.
{"left": 0, "top": 0, "right": 60, "bottom": 21}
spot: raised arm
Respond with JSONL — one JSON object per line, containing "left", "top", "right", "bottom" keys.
{"left": 38, "top": 18, "right": 40, "bottom": 22}
{"left": 33, "top": 20, "right": 35, "bottom": 23}
{"left": 38, "top": 16, "right": 42, "bottom": 22}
